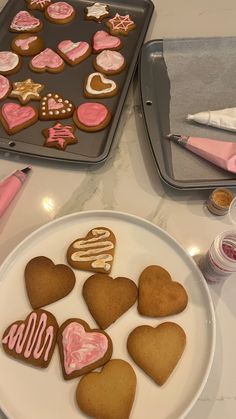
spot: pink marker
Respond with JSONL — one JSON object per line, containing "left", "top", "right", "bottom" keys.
{"left": 168, "top": 134, "right": 236, "bottom": 173}
{"left": 0, "top": 166, "right": 31, "bottom": 217}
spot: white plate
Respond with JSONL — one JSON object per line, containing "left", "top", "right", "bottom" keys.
{"left": 0, "top": 210, "right": 215, "bottom": 419}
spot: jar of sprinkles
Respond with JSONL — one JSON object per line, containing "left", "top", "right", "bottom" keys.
{"left": 206, "top": 188, "right": 234, "bottom": 216}
{"left": 199, "top": 230, "right": 236, "bottom": 282}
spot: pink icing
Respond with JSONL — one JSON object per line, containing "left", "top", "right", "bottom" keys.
{"left": 77, "top": 103, "right": 108, "bottom": 127}
{"left": 58, "top": 40, "right": 89, "bottom": 61}
{"left": 93, "top": 30, "right": 121, "bottom": 52}
{"left": 2, "top": 312, "right": 54, "bottom": 361}
{"left": 108, "top": 13, "right": 134, "bottom": 32}
{"left": 10, "top": 11, "right": 41, "bottom": 31}
{"left": 46, "top": 123, "right": 75, "bottom": 148}
{"left": 1, "top": 103, "right": 36, "bottom": 129}
{"left": 31, "top": 48, "right": 63, "bottom": 69}
{"left": 62, "top": 322, "right": 108, "bottom": 374}
{"left": 96, "top": 50, "right": 125, "bottom": 71}
{"left": 15, "top": 36, "right": 37, "bottom": 50}
{"left": 48, "top": 98, "right": 64, "bottom": 110}
{"left": 0, "top": 75, "right": 10, "bottom": 99}
{"left": 47, "top": 2, "right": 74, "bottom": 19}
{"left": 0, "top": 51, "right": 19, "bottom": 72}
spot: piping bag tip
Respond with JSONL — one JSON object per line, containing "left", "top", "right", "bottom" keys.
{"left": 21, "top": 166, "right": 32, "bottom": 174}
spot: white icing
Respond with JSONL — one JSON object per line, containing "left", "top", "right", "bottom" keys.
{"left": 86, "top": 72, "right": 117, "bottom": 95}
{"left": 96, "top": 50, "right": 125, "bottom": 71}
{"left": 0, "top": 52, "right": 19, "bottom": 72}
{"left": 86, "top": 3, "right": 109, "bottom": 19}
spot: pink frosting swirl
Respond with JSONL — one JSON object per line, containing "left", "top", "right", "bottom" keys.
{"left": 58, "top": 40, "right": 89, "bottom": 61}
{"left": 47, "top": 2, "right": 74, "bottom": 19}
{"left": 0, "top": 75, "right": 10, "bottom": 99}
{"left": 1, "top": 103, "right": 36, "bottom": 129}
{"left": 77, "top": 103, "right": 109, "bottom": 127}
{"left": 31, "top": 48, "right": 63, "bottom": 69}
{"left": 0, "top": 52, "right": 19, "bottom": 72}
{"left": 93, "top": 30, "right": 121, "bottom": 52}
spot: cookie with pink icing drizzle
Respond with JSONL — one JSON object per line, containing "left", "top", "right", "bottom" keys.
{"left": 10, "top": 10, "right": 43, "bottom": 33}
{"left": 29, "top": 48, "right": 65, "bottom": 73}
{"left": 1, "top": 309, "right": 59, "bottom": 368}
{"left": 11, "top": 33, "right": 44, "bottom": 56}
{"left": 57, "top": 40, "right": 91, "bottom": 66}
{"left": 106, "top": 13, "right": 136, "bottom": 36}
{"left": 57, "top": 318, "right": 113, "bottom": 380}
{"left": 45, "top": 1, "right": 75, "bottom": 24}
{"left": 0, "top": 51, "right": 21, "bottom": 75}
{"left": 0, "top": 102, "right": 38, "bottom": 134}
{"left": 43, "top": 122, "right": 78, "bottom": 150}
{"left": 0, "top": 75, "right": 11, "bottom": 100}
{"left": 92, "top": 30, "right": 122, "bottom": 54}
{"left": 26, "top": 0, "right": 52, "bottom": 11}
{"left": 73, "top": 102, "right": 111, "bottom": 132}
{"left": 39, "top": 93, "right": 74, "bottom": 120}
{"left": 93, "top": 50, "right": 126, "bottom": 75}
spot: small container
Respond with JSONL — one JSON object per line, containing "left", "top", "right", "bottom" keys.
{"left": 206, "top": 188, "right": 234, "bottom": 216}
{"left": 199, "top": 230, "right": 236, "bottom": 282}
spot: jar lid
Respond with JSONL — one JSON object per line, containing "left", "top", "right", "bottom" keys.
{"left": 207, "top": 188, "right": 234, "bottom": 216}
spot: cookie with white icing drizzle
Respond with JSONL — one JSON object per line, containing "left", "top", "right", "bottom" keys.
{"left": 67, "top": 227, "right": 116, "bottom": 273}
{"left": 85, "top": 2, "right": 110, "bottom": 22}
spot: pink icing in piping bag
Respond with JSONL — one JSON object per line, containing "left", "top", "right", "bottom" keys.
{"left": 167, "top": 134, "right": 236, "bottom": 173}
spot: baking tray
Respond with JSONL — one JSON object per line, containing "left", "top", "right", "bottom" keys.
{"left": 139, "top": 38, "right": 236, "bottom": 190}
{"left": 0, "top": 0, "right": 154, "bottom": 164}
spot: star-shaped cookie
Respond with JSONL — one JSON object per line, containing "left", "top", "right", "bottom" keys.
{"left": 43, "top": 122, "right": 78, "bottom": 150}
{"left": 106, "top": 13, "right": 136, "bottom": 35}
{"left": 85, "top": 2, "right": 109, "bottom": 22}
{"left": 10, "top": 78, "right": 44, "bottom": 104}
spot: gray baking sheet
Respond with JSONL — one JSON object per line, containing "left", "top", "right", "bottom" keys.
{"left": 139, "top": 37, "right": 236, "bottom": 189}
{"left": 0, "top": 0, "right": 154, "bottom": 163}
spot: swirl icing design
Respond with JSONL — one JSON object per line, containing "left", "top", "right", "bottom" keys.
{"left": 15, "top": 36, "right": 37, "bottom": 50}
{"left": 93, "top": 30, "right": 121, "bottom": 52}
{"left": 96, "top": 50, "right": 125, "bottom": 71}
{"left": 0, "top": 75, "right": 10, "bottom": 99}
{"left": 2, "top": 103, "right": 36, "bottom": 129}
{"left": 10, "top": 11, "right": 41, "bottom": 31}
{"left": 62, "top": 322, "right": 108, "bottom": 374}
{"left": 2, "top": 312, "right": 54, "bottom": 361}
{"left": 71, "top": 228, "right": 113, "bottom": 270}
{"left": 86, "top": 3, "right": 109, "bottom": 19}
{"left": 47, "top": 2, "right": 74, "bottom": 19}
{"left": 31, "top": 48, "right": 63, "bottom": 69}
{"left": 58, "top": 40, "right": 90, "bottom": 62}
{"left": 0, "top": 52, "right": 19, "bottom": 72}
{"left": 86, "top": 72, "right": 117, "bottom": 95}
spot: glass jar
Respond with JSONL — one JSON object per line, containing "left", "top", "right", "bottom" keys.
{"left": 199, "top": 230, "right": 236, "bottom": 282}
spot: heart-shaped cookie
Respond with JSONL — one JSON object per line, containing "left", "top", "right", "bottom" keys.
{"left": 84, "top": 72, "right": 118, "bottom": 98}
{"left": 57, "top": 318, "right": 113, "bottom": 380}
{"left": 93, "top": 30, "right": 122, "bottom": 53}
{"left": 39, "top": 93, "right": 74, "bottom": 120}
{"left": 67, "top": 227, "right": 116, "bottom": 273}
{"left": 76, "top": 359, "right": 136, "bottom": 418}
{"left": 138, "top": 265, "right": 188, "bottom": 317}
{"left": 127, "top": 322, "right": 186, "bottom": 385}
{"left": 83, "top": 274, "right": 138, "bottom": 329}
{"left": 57, "top": 40, "right": 91, "bottom": 65}
{"left": 1, "top": 309, "right": 59, "bottom": 368}
{"left": 10, "top": 11, "right": 43, "bottom": 32}
{"left": 25, "top": 256, "right": 76, "bottom": 308}
{"left": 29, "top": 48, "right": 65, "bottom": 73}
{"left": 0, "top": 102, "right": 38, "bottom": 134}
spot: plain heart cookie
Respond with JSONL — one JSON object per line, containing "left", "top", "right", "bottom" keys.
{"left": 76, "top": 359, "right": 136, "bottom": 419}
{"left": 29, "top": 48, "right": 65, "bottom": 73}
{"left": 84, "top": 72, "right": 118, "bottom": 98}
{"left": 57, "top": 318, "right": 113, "bottom": 380}
{"left": 1, "top": 309, "right": 59, "bottom": 368}
{"left": 0, "top": 102, "right": 38, "bottom": 134}
{"left": 138, "top": 265, "right": 188, "bottom": 317}
{"left": 39, "top": 93, "right": 74, "bottom": 120}
{"left": 92, "top": 30, "right": 122, "bottom": 53}
{"left": 83, "top": 274, "right": 138, "bottom": 329}
{"left": 25, "top": 256, "right": 76, "bottom": 309}
{"left": 67, "top": 227, "right": 116, "bottom": 273}
{"left": 127, "top": 322, "right": 186, "bottom": 385}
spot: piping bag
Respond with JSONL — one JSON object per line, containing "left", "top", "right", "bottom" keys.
{"left": 167, "top": 134, "right": 236, "bottom": 173}
{"left": 187, "top": 108, "right": 236, "bottom": 132}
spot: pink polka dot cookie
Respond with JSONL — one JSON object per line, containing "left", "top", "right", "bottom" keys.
{"left": 73, "top": 102, "right": 111, "bottom": 132}
{"left": 45, "top": 1, "right": 75, "bottom": 24}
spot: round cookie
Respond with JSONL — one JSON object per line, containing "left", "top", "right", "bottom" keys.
{"left": 0, "top": 51, "right": 21, "bottom": 75}
{"left": 11, "top": 33, "right": 44, "bottom": 56}
{"left": 0, "top": 75, "right": 11, "bottom": 100}
{"left": 26, "top": 0, "right": 52, "bottom": 11}
{"left": 10, "top": 10, "right": 43, "bottom": 32}
{"left": 93, "top": 50, "right": 126, "bottom": 75}
{"left": 85, "top": 2, "right": 110, "bottom": 22}
{"left": 57, "top": 40, "right": 91, "bottom": 66}
{"left": 84, "top": 72, "right": 118, "bottom": 98}
{"left": 45, "top": 1, "right": 76, "bottom": 24}
{"left": 92, "top": 30, "right": 122, "bottom": 54}
{"left": 29, "top": 48, "right": 65, "bottom": 73}
{"left": 73, "top": 102, "right": 111, "bottom": 132}
{"left": 106, "top": 13, "right": 136, "bottom": 36}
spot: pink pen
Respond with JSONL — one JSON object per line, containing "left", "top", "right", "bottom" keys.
{"left": 0, "top": 166, "right": 32, "bottom": 217}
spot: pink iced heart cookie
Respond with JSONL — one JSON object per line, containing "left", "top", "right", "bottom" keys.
{"left": 57, "top": 40, "right": 91, "bottom": 66}
{"left": 0, "top": 75, "right": 11, "bottom": 100}
{"left": 93, "top": 30, "right": 122, "bottom": 53}
{"left": 57, "top": 318, "right": 113, "bottom": 380}
{"left": 30, "top": 48, "right": 65, "bottom": 73}
{"left": 39, "top": 93, "right": 74, "bottom": 120}
{"left": 0, "top": 102, "right": 38, "bottom": 134}
{"left": 10, "top": 10, "right": 43, "bottom": 32}
{"left": 73, "top": 102, "right": 111, "bottom": 132}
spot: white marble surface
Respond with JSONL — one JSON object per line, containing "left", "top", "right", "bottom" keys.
{"left": 1, "top": 0, "right": 236, "bottom": 418}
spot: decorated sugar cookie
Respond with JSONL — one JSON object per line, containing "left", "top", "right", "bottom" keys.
{"left": 0, "top": 51, "right": 21, "bottom": 75}
{"left": 29, "top": 48, "right": 65, "bottom": 73}
{"left": 84, "top": 72, "right": 118, "bottom": 98}
{"left": 11, "top": 33, "right": 44, "bottom": 56}
{"left": 43, "top": 122, "right": 78, "bottom": 150}
{"left": 0, "top": 102, "right": 38, "bottom": 135}
{"left": 92, "top": 30, "right": 122, "bottom": 54}
{"left": 10, "top": 10, "right": 43, "bottom": 32}
{"left": 39, "top": 93, "right": 74, "bottom": 120}
{"left": 9, "top": 78, "right": 44, "bottom": 104}
{"left": 73, "top": 103, "right": 111, "bottom": 132}
{"left": 57, "top": 40, "right": 91, "bottom": 66}
{"left": 26, "top": 0, "right": 52, "bottom": 11}
{"left": 0, "top": 75, "right": 11, "bottom": 100}
{"left": 85, "top": 2, "right": 109, "bottom": 22}
{"left": 93, "top": 50, "right": 126, "bottom": 75}
{"left": 106, "top": 13, "right": 136, "bottom": 36}
{"left": 45, "top": 1, "right": 75, "bottom": 24}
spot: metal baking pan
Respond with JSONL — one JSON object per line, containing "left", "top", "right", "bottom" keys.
{"left": 0, "top": 0, "right": 154, "bottom": 164}
{"left": 139, "top": 38, "right": 236, "bottom": 189}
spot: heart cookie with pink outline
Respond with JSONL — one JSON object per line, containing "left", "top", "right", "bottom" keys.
{"left": 0, "top": 102, "right": 38, "bottom": 134}
{"left": 10, "top": 10, "right": 43, "bottom": 32}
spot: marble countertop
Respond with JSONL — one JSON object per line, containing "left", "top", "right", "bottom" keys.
{"left": 1, "top": 0, "right": 236, "bottom": 418}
